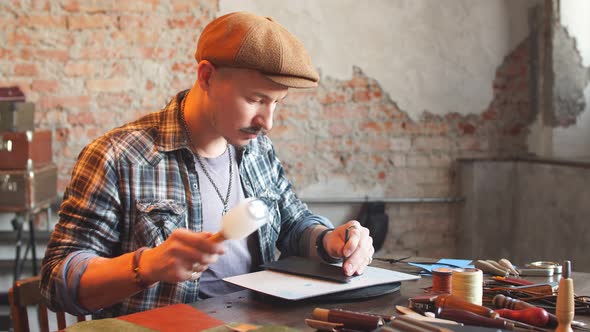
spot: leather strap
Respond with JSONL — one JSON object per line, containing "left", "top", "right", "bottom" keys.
{"left": 133, "top": 247, "right": 150, "bottom": 289}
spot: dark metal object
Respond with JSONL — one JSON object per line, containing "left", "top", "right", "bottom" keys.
{"left": 0, "top": 102, "right": 35, "bottom": 132}
{"left": 357, "top": 202, "right": 388, "bottom": 251}
{"left": 374, "top": 256, "right": 412, "bottom": 264}
{"left": 8, "top": 202, "right": 53, "bottom": 284}
{"left": 11, "top": 206, "right": 52, "bottom": 283}
{"left": 0, "top": 130, "right": 52, "bottom": 169}
{"left": 11, "top": 213, "right": 40, "bottom": 282}
{"left": 302, "top": 197, "right": 464, "bottom": 204}
{"left": 564, "top": 260, "right": 572, "bottom": 279}
{"left": 0, "top": 163, "right": 57, "bottom": 211}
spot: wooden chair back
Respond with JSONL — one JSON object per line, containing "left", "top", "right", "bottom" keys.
{"left": 9, "top": 275, "right": 86, "bottom": 332}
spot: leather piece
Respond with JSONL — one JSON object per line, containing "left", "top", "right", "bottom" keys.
{"left": 309, "top": 282, "right": 401, "bottom": 302}
{"left": 65, "top": 318, "right": 157, "bottom": 332}
{"left": 260, "top": 256, "right": 354, "bottom": 283}
{"left": 118, "top": 304, "right": 224, "bottom": 332}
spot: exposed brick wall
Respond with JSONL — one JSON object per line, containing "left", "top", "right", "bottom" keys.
{"left": 1, "top": 1, "right": 533, "bottom": 257}
{"left": 1, "top": 0, "right": 218, "bottom": 190}
{"left": 270, "top": 40, "right": 533, "bottom": 257}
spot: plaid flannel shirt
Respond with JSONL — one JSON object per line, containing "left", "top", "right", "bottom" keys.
{"left": 41, "top": 90, "right": 331, "bottom": 318}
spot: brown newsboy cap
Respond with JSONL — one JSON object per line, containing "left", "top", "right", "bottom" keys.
{"left": 195, "top": 11, "right": 320, "bottom": 88}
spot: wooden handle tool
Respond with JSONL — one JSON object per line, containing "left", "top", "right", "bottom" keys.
{"left": 493, "top": 294, "right": 557, "bottom": 327}
{"left": 497, "top": 258, "right": 520, "bottom": 276}
{"left": 474, "top": 260, "right": 509, "bottom": 276}
{"left": 435, "top": 294, "right": 498, "bottom": 319}
{"left": 210, "top": 198, "right": 268, "bottom": 243}
{"left": 395, "top": 306, "right": 461, "bottom": 325}
{"left": 555, "top": 261, "right": 574, "bottom": 332}
{"left": 436, "top": 308, "right": 514, "bottom": 330}
{"left": 495, "top": 308, "right": 549, "bottom": 327}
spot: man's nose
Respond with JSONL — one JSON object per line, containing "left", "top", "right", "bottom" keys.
{"left": 256, "top": 105, "right": 274, "bottom": 131}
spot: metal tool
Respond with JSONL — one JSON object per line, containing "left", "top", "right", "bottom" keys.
{"left": 517, "top": 267, "right": 554, "bottom": 276}
{"left": 527, "top": 261, "right": 563, "bottom": 274}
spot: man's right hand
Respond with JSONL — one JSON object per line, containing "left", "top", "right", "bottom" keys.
{"left": 140, "top": 228, "right": 226, "bottom": 284}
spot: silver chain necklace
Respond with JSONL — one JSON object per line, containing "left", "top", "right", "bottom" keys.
{"left": 180, "top": 91, "right": 233, "bottom": 215}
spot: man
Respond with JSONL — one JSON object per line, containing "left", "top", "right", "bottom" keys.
{"left": 41, "top": 11, "right": 374, "bottom": 318}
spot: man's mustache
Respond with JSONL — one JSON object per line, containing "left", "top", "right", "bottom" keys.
{"left": 240, "top": 127, "right": 268, "bottom": 136}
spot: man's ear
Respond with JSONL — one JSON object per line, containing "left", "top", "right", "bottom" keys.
{"left": 197, "top": 61, "right": 216, "bottom": 91}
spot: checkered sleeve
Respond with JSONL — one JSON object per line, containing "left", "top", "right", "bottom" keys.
{"left": 41, "top": 135, "right": 122, "bottom": 313}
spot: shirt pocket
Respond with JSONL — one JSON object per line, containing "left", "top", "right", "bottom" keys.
{"left": 134, "top": 200, "right": 187, "bottom": 248}
{"left": 258, "top": 186, "right": 281, "bottom": 236}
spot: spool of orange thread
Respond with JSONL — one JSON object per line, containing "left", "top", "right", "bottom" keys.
{"left": 432, "top": 267, "right": 453, "bottom": 294}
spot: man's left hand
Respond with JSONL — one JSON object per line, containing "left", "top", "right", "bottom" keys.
{"left": 323, "top": 220, "right": 375, "bottom": 276}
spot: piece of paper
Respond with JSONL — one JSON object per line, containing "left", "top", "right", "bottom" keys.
{"left": 223, "top": 266, "right": 419, "bottom": 300}
{"left": 408, "top": 258, "right": 474, "bottom": 274}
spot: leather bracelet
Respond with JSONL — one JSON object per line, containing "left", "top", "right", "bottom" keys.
{"left": 315, "top": 228, "right": 342, "bottom": 264}
{"left": 133, "top": 247, "right": 151, "bottom": 289}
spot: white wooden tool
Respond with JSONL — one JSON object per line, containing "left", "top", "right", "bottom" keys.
{"left": 209, "top": 198, "right": 269, "bottom": 242}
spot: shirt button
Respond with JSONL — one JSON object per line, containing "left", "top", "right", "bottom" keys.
{"left": 192, "top": 183, "right": 197, "bottom": 189}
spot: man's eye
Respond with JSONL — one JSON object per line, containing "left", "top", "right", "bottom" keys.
{"left": 247, "top": 98, "right": 262, "bottom": 103}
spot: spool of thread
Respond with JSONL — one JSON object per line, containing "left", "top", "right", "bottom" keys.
{"left": 432, "top": 267, "right": 453, "bottom": 294}
{"left": 451, "top": 268, "right": 483, "bottom": 305}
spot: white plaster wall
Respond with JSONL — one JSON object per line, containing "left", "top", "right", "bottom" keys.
{"left": 219, "top": 0, "right": 535, "bottom": 119}
{"left": 553, "top": 85, "right": 590, "bottom": 159}
{"left": 552, "top": 0, "right": 590, "bottom": 159}
{"left": 301, "top": 177, "right": 385, "bottom": 227}
{"left": 560, "top": 0, "right": 590, "bottom": 67}
{"left": 218, "top": 0, "right": 537, "bottom": 224}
